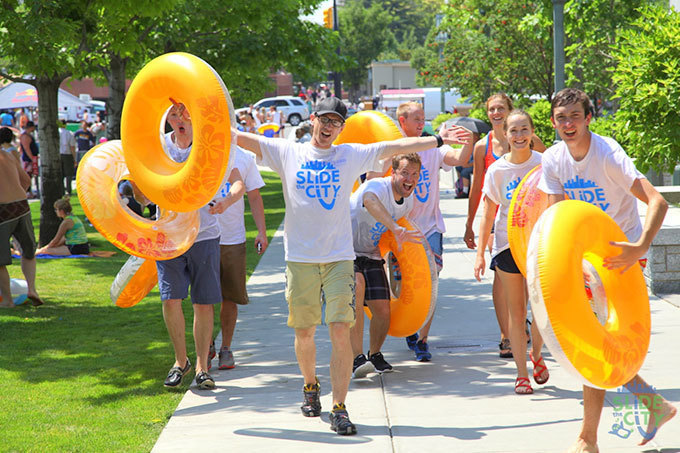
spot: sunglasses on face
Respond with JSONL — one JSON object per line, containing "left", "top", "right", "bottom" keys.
{"left": 317, "top": 116, "right": 344, "bottom": 128}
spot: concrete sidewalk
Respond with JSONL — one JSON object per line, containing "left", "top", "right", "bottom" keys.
{"left": 152, "top": 183, "right": 680, "bottom": 453}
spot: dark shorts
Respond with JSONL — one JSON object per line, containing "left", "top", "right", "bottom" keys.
{"left": 156, "top": 237, "right": 221, "bottom": 304}
{"left": 354, "top": 256, "right": 390, "bottom": 302}
{"left": 67, "top": 242, "right": 90, "bottom": 255}
{"left": 490, "top": 248, "right": 521, "bottom": 274}
{"left": 0, "top": 207, "right": 36, "bottom": 266}
{"left": 60, "top": 154, "right": 75, "bottom": 178}
{"left": 219, "top": 242, "right": 248, "bottom": 305}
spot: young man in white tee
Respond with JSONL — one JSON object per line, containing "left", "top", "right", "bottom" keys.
{"left": 349, "top": 153, "right": 422, "bottom": 378}
{"left": 538, "top": 88, "right": 676, "bottom": 453}
{"left": 235, "top": 97, "right": 471, "bottom": 435}
{"left": 210, "top": 146, "right": 268, "bottom": 370}
{"left": 396, "top": 101, "right": 474, "bottom": 361}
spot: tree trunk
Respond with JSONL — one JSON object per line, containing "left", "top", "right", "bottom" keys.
{"left": 35, "top": 77, "right": 66, "bottom": 246}
{"left": 105, "top": 53, "right": 127, "bottom": 140}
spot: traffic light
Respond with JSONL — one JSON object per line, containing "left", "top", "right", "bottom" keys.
{"left": 323, "top": 7, "right": 333, "bottom": 29}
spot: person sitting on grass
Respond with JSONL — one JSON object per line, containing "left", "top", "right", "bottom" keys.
{"left": 36, "top": 198, "right": 90, "bottom": 256}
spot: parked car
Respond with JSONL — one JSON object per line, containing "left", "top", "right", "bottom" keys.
{"left": 253, "top": 96, "right": 310, "bottom": 126}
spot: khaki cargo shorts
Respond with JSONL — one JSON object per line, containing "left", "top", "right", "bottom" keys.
{"left": 285, "top": 260, "right": 356, "bottom": 329}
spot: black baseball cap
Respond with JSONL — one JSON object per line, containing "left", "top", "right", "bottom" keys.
{"left": 314, "top": 97, "right": 347, "bottom": 121}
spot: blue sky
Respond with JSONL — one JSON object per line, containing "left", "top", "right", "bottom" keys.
{"left": 302, "top": 1, "right": 333, "bottom": 25}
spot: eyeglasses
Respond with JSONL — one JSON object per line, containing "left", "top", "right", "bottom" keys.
{"left": 317, "top": 116, "right": 344, "bottom": 128}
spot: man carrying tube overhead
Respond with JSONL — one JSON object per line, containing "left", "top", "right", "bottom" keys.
{"left": 132, "top": 102, "right": 245, "bottom": 391}
{"left": 349, "top": 153, "right": 422, "bottom": 379}
{"left": 234, "top": 97, "right": 472, "bottom": 435}
{"left": 538, "top": 88, "right": 676, "bottom": 452}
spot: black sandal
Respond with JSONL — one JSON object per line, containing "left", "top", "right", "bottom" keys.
{"left": 499, "top": 338, "right": 513, "bottom": 358}
{"left": 164, "top": 358, "right": 192, "bottom": 387}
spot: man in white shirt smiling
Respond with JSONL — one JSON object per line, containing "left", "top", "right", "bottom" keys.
{"left": 235, "top": 97, "right": 471, "bottom": 435}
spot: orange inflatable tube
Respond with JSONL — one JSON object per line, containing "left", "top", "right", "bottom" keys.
{"left": 526, "top": 200, "right": 650, "bottom": 389}
{"left": 334, "top": 110, "right": 404, "bottom": 146}
{"left": 110, "top": 256, "right": 158, "bottom": 308}
{"left": 76, "top": 140, "right": 200, "bottom": 260}
{"left": 371, "top": 218, "right": 437, "bottom": 337}
{"left": 336, "top": 110, "right": 402, "bottom": 192}
{"left": 507, "top": 164, "right": 547, "bottom": 276}
{"left": 121, "top": 52, "right": 233, "bottom": 212}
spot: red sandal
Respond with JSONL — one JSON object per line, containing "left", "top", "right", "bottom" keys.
{"left": 530, "top": 353, "right": 549, "bottom": 385}
{"left": 515, "top": 377, "right": 533, "bottom": 394}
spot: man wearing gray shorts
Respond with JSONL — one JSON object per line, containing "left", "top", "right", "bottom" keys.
{"left": 349, "top": 153, "right": 421, "bottom": 378}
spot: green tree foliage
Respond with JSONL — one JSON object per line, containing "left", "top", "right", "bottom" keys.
{"left": 83, "top": 1, "right": 179, "bottom": 139}
{"left": 525, "top": 99, "right": 553, "bottom": 146}
{"left": 415, "top": 0, "right": 554, "bottom": 105}
{"left": 563, "top": 0, "right": 654, "bottom": 114}
{"left": 153, "top": 0, "right": 337, "bottom": 108}
{"left": 0, "top": 1, "right": 92, "bottom": 243}
{"left": 610, "top": 4, "right": 680, "bottom": 173}
{"left": 338, "top": 0, "right": 397, "bottom": 101}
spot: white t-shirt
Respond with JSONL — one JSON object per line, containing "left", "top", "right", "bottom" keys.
{"left": 409, "top": 146, "right": 453, "bottom": 237}
{"left": 164, "top": 132, "right": 221, "bottom": 242}
{"left": 257, "top": 138, "right": 385, "bottom": 263}
{"left": 216, "top": 147, "right": 265, "bottom": 245}
{"left": 350, "top": 177, "right": 414, "bottom": 260}
{"left": 538, "top": 133, "right": 644, "bottom": 242}
{"left": 483, "top": 151, "right": 542, "bottom": 257}
{"left": 59, "top": 128, "right": 76, "bottom": 155}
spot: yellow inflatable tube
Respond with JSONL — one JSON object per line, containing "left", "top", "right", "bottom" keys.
{"left": 373, "top": 218, "right": 438, "bottom": 337}
{"left": 526, "top": 200, "right": 650, "bottom": 389}
{"left": 334, "top": 110, "right": 404, "bottom": 145}
{"left": 335, "top": 110, "right": 403, "bottom": 191}
{"left": 76, "top": 140, "right": 200, "bottom": 260}
{"left": 121, "top": 52, "right": 233, "bottom": 212}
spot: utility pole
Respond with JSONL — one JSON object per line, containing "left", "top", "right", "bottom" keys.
{"left": 552, "top": 0, "right": 566, "bottom": 141}
{"left": 553, "top": 0, "right": 566, "bottom": 94}
{"left": 333, "top": 0, "right": 342, "bottom": 99}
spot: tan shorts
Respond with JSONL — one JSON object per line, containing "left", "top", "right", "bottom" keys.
{"left": 285, "top": 260, "right": 356, "bottom": 329}
{"left": 220, "top": 243, "right": 248, "bottom": 305}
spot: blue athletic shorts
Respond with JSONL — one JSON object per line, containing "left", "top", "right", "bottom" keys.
{"left": 156, "top": 237, "right": 221, "bottom": 304}
{"left": 427, "top": 232, "right": 443, "bottom": 273}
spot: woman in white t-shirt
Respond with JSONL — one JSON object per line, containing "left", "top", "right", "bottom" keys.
{"left": 473, "top": 109, "right": 549, "bottom": 395}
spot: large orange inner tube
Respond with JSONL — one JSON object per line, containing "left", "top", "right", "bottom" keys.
{"left": 110, "top": 256, "right": 158, "bottom": 308}
{"left": 76, "top": 140, "right": 199, "bottom": 260}
{"left": 368, "top": 218, "right": 437, "bottom": 337}
{"left": 121, "top": 52, "right": 233, "bottom": 212}
{"left": 507, "top": 164, "right": 547, "bottom": 276}
{"left": 526, "top": 200, "right": 650, "bottom": 389}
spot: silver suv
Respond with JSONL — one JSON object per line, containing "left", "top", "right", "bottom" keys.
{"left": 253, "top": 96, "right": 310, "bottom": 126}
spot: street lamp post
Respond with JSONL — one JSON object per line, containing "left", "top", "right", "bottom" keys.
{"left": 553, "top": 0, "right": 566, "bottom": 93}
{"left": 553, "top": 0, "right": 566, "bottom": 142}
{"left": 333, "top": 0, "right": 342, "bottom": 99}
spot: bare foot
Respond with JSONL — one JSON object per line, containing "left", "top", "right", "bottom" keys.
{"left": 26, "top": 293, "right": 44, "bottom": 307}
{"left": 639, "top": 400, "right": 677, "bottom": 445}
{"left": 565, "top": 438, "right": 599, "bottom": 453}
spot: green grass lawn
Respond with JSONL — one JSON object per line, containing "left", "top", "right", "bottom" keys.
{"left": 0, "top": 171, "right": 284, "bottom": 452}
